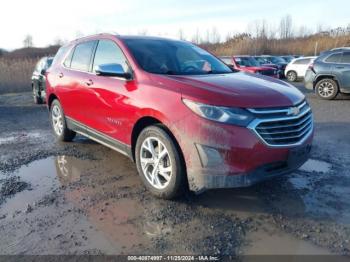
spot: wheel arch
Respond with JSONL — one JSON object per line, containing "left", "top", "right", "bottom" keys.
{"left": 130, "top": 116, "right": 186, "bottom": 171}
{"left": 314, "top": 74, "right": 340, "bottom": 90}
{"left": 47, "top": 94, "right": 59, "bottom": 109}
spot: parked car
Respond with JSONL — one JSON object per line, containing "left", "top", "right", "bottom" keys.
{"left": 31, "top": 56, "right": 54, "bottom": 104}
{"left": 285, "top": 56, "right": 317, "bottom": 82}
{"left": 260, "top": 55, "right": 288, "bottom": 78}
{"left": 220, "top": 56, "right": 278, "bottom": 78}
{"left": 253, "top": 56, "right": 283, "bottom": 78}
{"left": 305, "top": 47, "right": 350, "bottom": 99}
{"left": 280, "top": 55, "right": 295, "bottom": 63}
{"left": 46, "top": 34, "right": 313, "bottom": 199}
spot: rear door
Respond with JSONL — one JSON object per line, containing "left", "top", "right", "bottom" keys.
{"left": 338, "top": 52, "right": 350, "bottom": 89}
{"left": 58, "top": 40, "right": 97, "bottom": 126}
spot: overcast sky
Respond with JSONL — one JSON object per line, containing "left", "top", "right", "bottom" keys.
{"left": 1, "top": 0, "right": 349, "bottom": 50}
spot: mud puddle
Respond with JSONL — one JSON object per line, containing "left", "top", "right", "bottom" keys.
{"left": 0, "top": 154, "right": 152, "bottom": 254}
{"left": 0, "top": 154, "right": 347, "bottom": 255}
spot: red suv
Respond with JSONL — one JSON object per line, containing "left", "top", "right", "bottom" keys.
{"left": 46, "top": 34, "right": 313, "bottom": 199}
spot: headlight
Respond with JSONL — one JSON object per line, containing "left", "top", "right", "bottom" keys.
{"left": 182, "top": 99, "right": 254, "bottom": 127}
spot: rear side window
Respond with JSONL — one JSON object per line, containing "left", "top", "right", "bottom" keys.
{"left": 92, "top": 40, "right": 129, "bottom": 72}
{"left": 294, "top": 58, "right": 311, "bottom": 65}
{"left": 341, "top": 52, "right": 350, "bottom": 64}
{"left": 52, "top": 46, "right": 69, "bottom": 66}
{"left": 325, "top": 53, "right": 342, "bottom": 63}
{"left": 63, "top": 48, "right": 74, "bottom": 68}
{"left": 70, "top": 41, "right": 96, "bottom": 71}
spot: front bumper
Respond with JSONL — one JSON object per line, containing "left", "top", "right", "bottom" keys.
{"left": 172, "top": 113, "right": 313, "bottom": 193}
{"left": 188, "top": 143, "right": 311, "bottom": 193}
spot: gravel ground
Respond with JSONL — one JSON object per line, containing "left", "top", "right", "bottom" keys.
{"left": 0, "top": 83, "right": 349, "bottom": 257}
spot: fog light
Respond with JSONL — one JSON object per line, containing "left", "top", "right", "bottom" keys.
{"left": 196, "top": 144, "right": 224, "bottom": 168}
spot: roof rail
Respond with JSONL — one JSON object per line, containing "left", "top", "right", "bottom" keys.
{"left": 330, "top": 47, "right": 350, "bottom": 51}
{"left": 72, "top": 32, "right": 119, "bottom": 42}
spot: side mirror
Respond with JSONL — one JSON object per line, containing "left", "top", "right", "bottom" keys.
{"left": 96, "top": 63, "right": 132, "bottom": 79}
{"left": 40, "top": 69, "right": 46, "bottom": 75}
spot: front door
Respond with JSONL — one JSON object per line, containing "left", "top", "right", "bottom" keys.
{"left": 86, "top": 39, "right": 135, "bottom": 144}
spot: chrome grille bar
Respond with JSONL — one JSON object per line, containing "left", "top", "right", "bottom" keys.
{"left": 247, "top": 101, "right": 314, "bottom": 147}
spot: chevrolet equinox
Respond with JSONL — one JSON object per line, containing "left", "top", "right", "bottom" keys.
{"left": 46, "top": 34, "right": 314, "bottom": 199}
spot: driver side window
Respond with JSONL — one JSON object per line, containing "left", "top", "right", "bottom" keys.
{"left": 92, "top": 40, "right": 129, "bottom": 73}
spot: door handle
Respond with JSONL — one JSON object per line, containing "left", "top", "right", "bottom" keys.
{"left": 85, "top": 79, "right": 93, "bottom": 86}
{"left": 336, "top": 66, "right": 344, "bottom": 69}
{"left": 58, "top": 72, "right": 64, "bottom": 78}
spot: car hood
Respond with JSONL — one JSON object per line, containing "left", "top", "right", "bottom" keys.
{"left": 162, "top": 72, "right": 304, "bottom": 108}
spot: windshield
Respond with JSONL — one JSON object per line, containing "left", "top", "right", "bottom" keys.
{"left": 122, "top": 38, "right": 233, "bottom": 75}
{"left": 235, "top": 57, "right": 260, "bottom": 67}
{"left": 282, "top": 56, "right": 293, "bottom": 63}
{"left": 270, "top": 56, "right": 286, "bottom": 63}
{"left": 254, "top": 57, "right": 267, "bottom": 65}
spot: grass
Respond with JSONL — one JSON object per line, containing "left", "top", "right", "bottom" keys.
{"left": 0, "top": 58, "right": 37, "bottom": 94}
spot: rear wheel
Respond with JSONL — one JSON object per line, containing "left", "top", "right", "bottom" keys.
{"left": 135, "top": 125, "right": 186, "bottom": 199}
{"left": 315, "top": 79, "right": 339, "bottom": 100}
{"left": 50, "top": 100, "right": 76, "bottom": 142}
{"left": 287, "top": 71, "right": 297, "bottom": 82}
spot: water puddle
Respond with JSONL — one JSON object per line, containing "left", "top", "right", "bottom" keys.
{"left": 0, "top": 153, "right": 344, "bottom": 255}
{"left": 0, "top": 153, "right": 154, "bottom": 254}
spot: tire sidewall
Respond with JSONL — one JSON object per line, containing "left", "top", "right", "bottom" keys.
{"left": 315, "top": 79, "right": 339, "bottom": 100}
{"left": 33, "top": 86, "right": 42, "bottom": 104}
{"left": 287, "top": 71, "right": 297, "bottom": 82}
{"left": 50, "top": 100, "right": 74, "bottom": 141}
{"left": 135, "top": 126, "right": 184, "bottom": 199}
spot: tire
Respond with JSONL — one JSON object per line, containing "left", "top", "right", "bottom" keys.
{"left": 50, "top": 100, "right": 76, "bottom": 142}
{"left": 286, "top": 71, "right": 297, "bottom": 82}
{"left": 315, "top": 79, "right": 339, "bottom": 100}
{"left": 32, "top": 86, "right": 43, "bottom": 104}
{"left": 135, "top": 125, "right": 186, "bottom": 199}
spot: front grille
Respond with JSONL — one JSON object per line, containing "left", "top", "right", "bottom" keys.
{"left": 260, "top": 69, "right": 276, "bottom": 76}
{"left": 248, "top": 101, "right": 313, "bottom": 147}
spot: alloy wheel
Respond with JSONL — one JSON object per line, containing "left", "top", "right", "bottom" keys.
{"left": 52, "top": 104, "right": 64, "bottom": 136}
{"left": 287, "top": 72, "right": 297, "bottom": 82}
{"left": 140, "top": 137, "right": 172, "bottom": 190}
{"left": 318, "top": 81, "right": 335, "bottom": 98}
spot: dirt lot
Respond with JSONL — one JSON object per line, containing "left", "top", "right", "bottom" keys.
{"left": 0, "top": 83, "right": 350, "bottom": 257}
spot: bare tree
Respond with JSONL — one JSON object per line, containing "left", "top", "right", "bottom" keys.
{"left": 191, "top": 29, "right": 201, "bottom": 44}
{"left": 279, "top": 15, "right": 293, "bottom": 39}
{"left": 53, "top": 37, "right": 65, "bottom": 46}
{"left": 177, "top": 29, "right": 186, "bottom": 40}
{"left": 23, "top": 34, "right": 33, "bottom": 48}
{"left": 211, "top": 27, "right": 221, "bottom": 44}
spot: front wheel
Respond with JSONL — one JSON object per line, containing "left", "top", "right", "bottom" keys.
{"left": 50, "top": 100, "right": 76, "bottom": 142}
{"left": 135, "top": 125, "right": 186, "bottom": 199}
{"left": 315, "top": 79, "right": 339, "bottom": 100}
